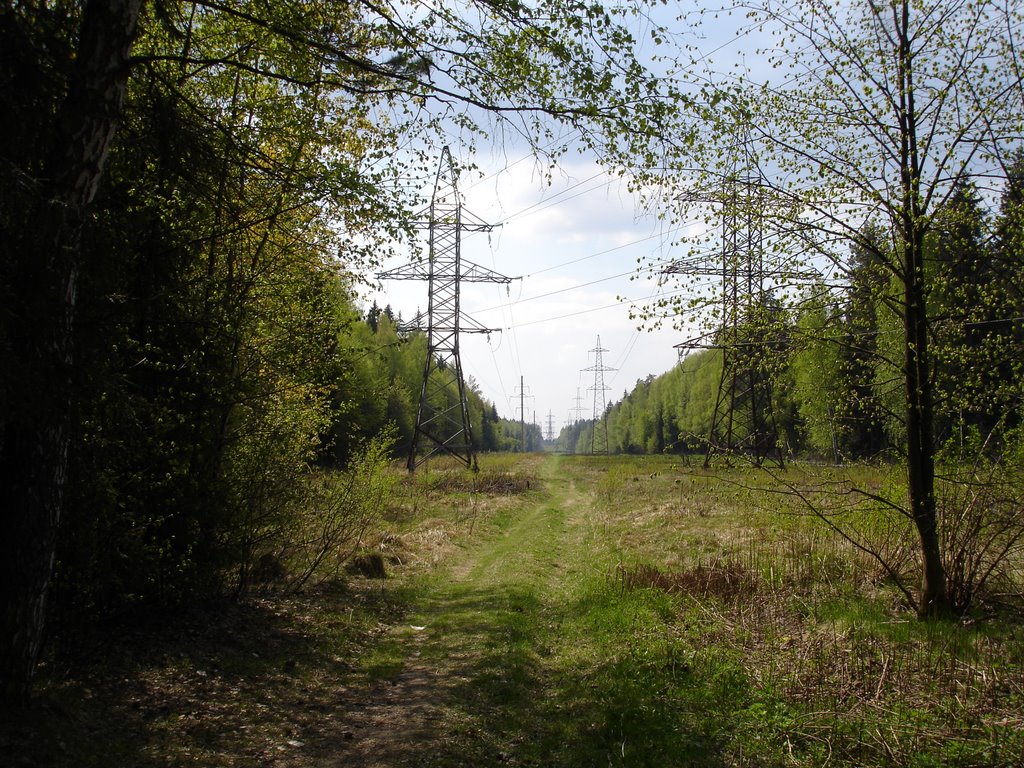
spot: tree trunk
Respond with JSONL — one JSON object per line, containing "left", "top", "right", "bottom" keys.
{"left": 903, "top": 234, "right": 951, "bottom": 618}
{"left": 0, "top": 0, "right": 142, "bottom": 705}
{"left": 893, "top": 0, "right": 949, "bottom": 619}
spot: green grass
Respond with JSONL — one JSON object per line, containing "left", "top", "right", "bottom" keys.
{"left": 377, "top": 455, "right": 788, "bottom": 766}
{"left": 8, "top": 452, "right": 1023, "bottom": 767}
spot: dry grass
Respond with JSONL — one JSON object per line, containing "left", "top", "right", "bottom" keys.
{"left": 615, "top": 560, "right": 759, "bottom": 601}
{"left": 602, "top": 455, "right": 1024, "bottom": 765}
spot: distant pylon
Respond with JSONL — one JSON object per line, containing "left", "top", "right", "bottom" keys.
{"left": 566, "top": 387, "right": 586, "bottom": 455}
{"left": 545, "top": 411, "right": 555, "bottom": 442}
{"left": 513, "top": 376, "right": 533, "bottom": 453}
{"left": 378, "top": 147, "right": 512, "bottom": 471}
{"left": 583, "top": 336, "right": 615, "bottom": 455}
{"left": 570, "top": 387, "right": 586, "bottom": 424}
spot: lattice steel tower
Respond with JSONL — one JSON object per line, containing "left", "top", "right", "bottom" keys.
{"left": 378, "top": 147, "right": 511, "bottom": 471}
{"left": 570, "top": 387, "right": 586, "bottom": 425}
{"left": 664, "top": 138, "right": 809, "bottom": 468}
{"left": 583, "top": 336, "right": 615, "bottom": 455}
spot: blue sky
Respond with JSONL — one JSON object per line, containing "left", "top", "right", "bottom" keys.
{"left": 364, "top": 3, "right": 757, "bottom": 435}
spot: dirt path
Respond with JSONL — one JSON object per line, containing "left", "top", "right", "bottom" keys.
{"left": 327, "top": 455, "right": 591, "bottom": 767}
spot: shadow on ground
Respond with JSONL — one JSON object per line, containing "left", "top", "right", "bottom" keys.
{"left": 327, "top": 579, "right": 745, "bottom": 768}
{"left": 1, "top": 583, "right": 405, "bottom": 768}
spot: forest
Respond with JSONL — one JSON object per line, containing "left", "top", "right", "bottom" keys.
{"left": 2, "top": 2, "right": 1024, "bottom": 757}
{"left": 567, "top": 171, "right": 1024, "bottom": 461}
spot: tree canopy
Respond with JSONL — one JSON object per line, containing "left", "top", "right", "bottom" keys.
{"left": 0, "top": 0, "right": 685, "bottom": 703}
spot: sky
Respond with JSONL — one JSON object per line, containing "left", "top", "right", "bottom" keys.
{"left": 364, "top": 151, "right": 713, "bottom": 436}
{"left": 360, "top": 2, "right": 752, "bottom": 437}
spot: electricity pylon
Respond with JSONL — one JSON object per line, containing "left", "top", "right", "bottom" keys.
{"left": 565, "top": 387, "right": 587, "bottom": 455}
{"left": 583, "top": 336, "right": 615, "bottom": 455}
{"left": 570, "top": 387, "right": 586, "bottom": 425}
{"left": 512, "top": 376, "right": 533, "bottom": 452}
{"left": 664, "top": 138, "right": 811, "bottom": 468}
{"left": 378, "top": 147, "right": 512, "bottom": 471}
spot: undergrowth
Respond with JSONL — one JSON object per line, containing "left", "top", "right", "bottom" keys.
{"left": 607, "top": 453, "right": 1024, "bottom": 766}
{"left": 7, "top": 453, "right": 1022, "bottom": 767}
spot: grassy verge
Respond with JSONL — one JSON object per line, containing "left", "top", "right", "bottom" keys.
{"left": 5, "top": 453, "right": 1023, "bottom": 767}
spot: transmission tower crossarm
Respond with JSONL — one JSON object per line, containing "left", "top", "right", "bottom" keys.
{"left": 459, "top": 208, "right": 498, "bottom": 232}
{"left": 396, "top": 312, "right": 425, "bottom": 335}
{"left": 459, "top": 259, "right": 515, "bottom": 283}
{"left": 377, "top": 261, "right": 432, "bottom": 281}
{"left": 673, "top": 331, "right": 718, "bottom": 350}
{"left": 458, "top": 315, "right": 502, "bottom": 334}
{"left": 662, "top": 256, "right": 722, "bottom": 276}
{"left": 381, "top": 258, "right": 515, "bottom": 286}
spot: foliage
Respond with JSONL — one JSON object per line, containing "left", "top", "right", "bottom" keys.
{"left": 623, "top": 0, "right": 1024, "bottom": 616}
{"left": 936, "top": 428, "right": 1024, "bottom": 613}
{"left": 788, "top": 293, "right": 844, "bottom": 459}
{"left": 289, "top": 429, "right": 399, "bottom": 590}
{"left": 559, "top": 349, "right": 720, "bottom": 456}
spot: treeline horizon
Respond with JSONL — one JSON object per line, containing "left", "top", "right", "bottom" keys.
{"left": 561, "top": 165, "right": 1024, "bottom": 462}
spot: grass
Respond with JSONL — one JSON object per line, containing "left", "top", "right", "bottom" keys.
{"left": 390, "top": 457, "right": 750, "bottom": 766}
{"left": 6, "top": 452, "right": 1024, "bottom": 767}
{"left": 591, "top": 456, "right": 1024, "bottom": 766}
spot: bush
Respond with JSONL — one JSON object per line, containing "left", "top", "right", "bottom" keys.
{"left": 937, "top": 428, "right": 1024, "bottom": 612}
{"left": 287, "top": 428, "right": 398, "bottom": 589}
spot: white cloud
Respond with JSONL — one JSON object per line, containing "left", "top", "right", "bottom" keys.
{"left": 367, "top": 150, "right": 703, "bottom": 434}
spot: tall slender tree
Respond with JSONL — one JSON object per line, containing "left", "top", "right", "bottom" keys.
{"left": 642, "top": 0, "right": 1024, "bottom": 616}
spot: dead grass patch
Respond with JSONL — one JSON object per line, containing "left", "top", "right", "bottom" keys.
{"left": 348, "top": 552, "right": 387, "bottom": 579}
{"left": 615, "top": 560, "right": 759, "bottom": 601}
{"left": 422, "top": 468, "right": 538, "bottom": 494}
{"left": 367, "top": 524, "right": 455, "bottom": 570}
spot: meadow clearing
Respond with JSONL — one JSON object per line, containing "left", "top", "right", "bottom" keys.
{"left": 7, "top": 453, "right": 1023, "bottom": 767}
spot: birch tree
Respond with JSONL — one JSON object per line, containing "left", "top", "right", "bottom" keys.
{"left": 646, "top": 0, "right": 1024, "bottom": 616}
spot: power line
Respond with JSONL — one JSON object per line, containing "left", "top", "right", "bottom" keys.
{"left": 523, "top": 223, "right": 690, "bottom": 278}
{"left": 608, "top": 328, "right": 643, "bottom": 389}
{"left": 492, "top": 172, "right": 611, "bottom": 226}
{"left": 500, "top": 285, "right": 699, "bottom": 330}
{"left": 583, "top": 336, "right": 616, "bottom": 455}
{"left": 473, "top": 260, "right": 676, "bottom": 314}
